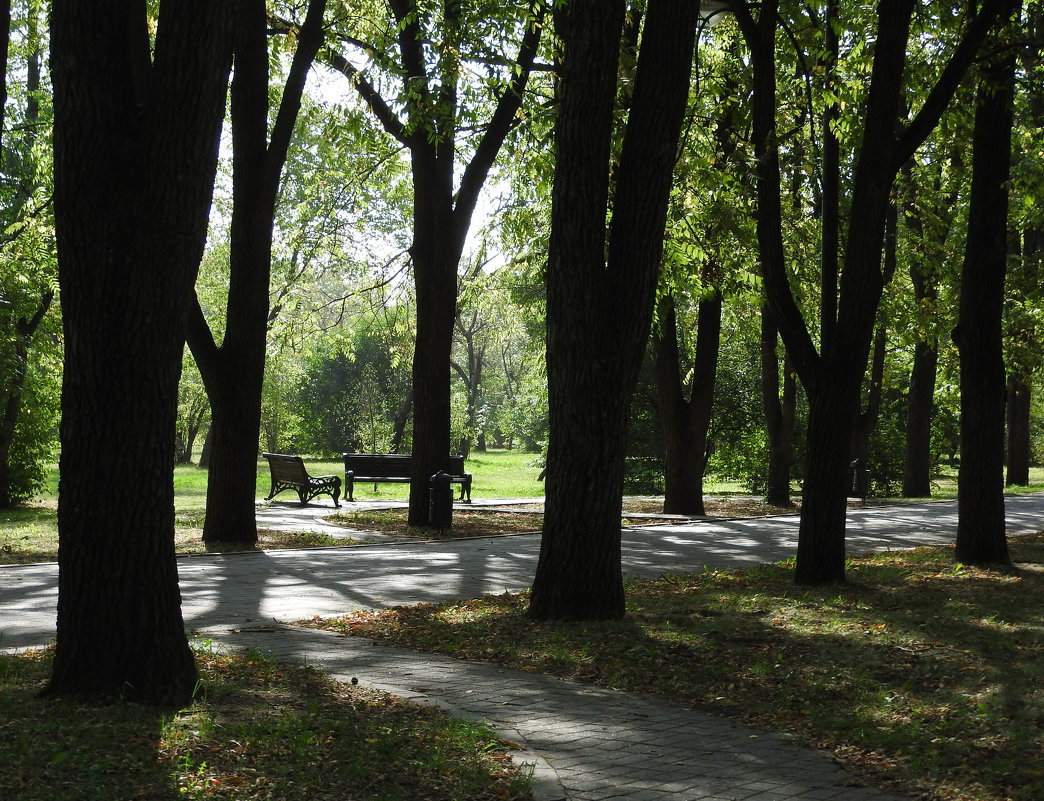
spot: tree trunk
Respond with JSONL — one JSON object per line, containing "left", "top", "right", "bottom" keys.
{"left": 954, "top": 2, "right": 1017, "bottom": 567}
{"left": 45, "top": 0, "right": 232, "bottom": 705}
{"left": 190, "top": 0, "right": 325, "bottom": 545}
{"left": 654, "top": 292, "right": 721, "bottom": 516}
{"left": 902, "top": 339, "right": 938, "bottom": 496}
{"left": 851, "top": 327, "right": 887, "bottom": 465}
{"left": 390, "top": 387, "right": 413, "bottom": 453}
{"left": 760, "top": 309, "right": 795, "bottom": 507}
{"left": 530, "top": 0, "right": 697, "bottom": 620}
{"left": 1005, "top": 376, "right": 1030, "bottom": 486}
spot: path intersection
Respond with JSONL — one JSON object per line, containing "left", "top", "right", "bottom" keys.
{"left": 4, "top": 493, "right": 1043, "bottom": 800}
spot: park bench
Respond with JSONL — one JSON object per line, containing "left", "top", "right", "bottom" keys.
{"left": 342, "top": 453, "right": 473, "bottom": 502}
{"left": 261, "top": 452, "right": 342, "bottom": 507}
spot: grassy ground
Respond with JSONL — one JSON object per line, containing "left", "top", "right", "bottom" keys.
{"left": 0, "top": 644, "right": 531, "bottom": 801}
{"left": 307, "top": 534, "right": 1044, "bottom": 801}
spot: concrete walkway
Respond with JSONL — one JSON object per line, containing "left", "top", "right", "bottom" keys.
{"left": 4, "top": 494, "right": 1043, "bottom": 800}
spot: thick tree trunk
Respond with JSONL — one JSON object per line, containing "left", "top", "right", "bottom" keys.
{"left": 407, "top": 218, "right": 460, "bottom": 525}
{"left": 794, "top": 373, "right": 860, "bottom": 585}
{"left": 902, "top": 339, "right": 939, "bottom": 496}
{"left": 530, "top": 0, "right": 697, "bottom": 620}
{"left": 45, "top": 0, "right": 232, "bottom": 705}
{"left": 1005, "top": 376, "right": 1030, "bottom": 486}
{"left": 954, "top": 5, "right": 1017, "bottom": 567}
{"left": 654, "top": 293, "right": 721, "bottom": 515}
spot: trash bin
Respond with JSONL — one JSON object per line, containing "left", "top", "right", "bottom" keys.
{"left": 849, "top": 458, "right": 869, "bottom": 503}
{"left": 429, "top": 470, "right": 453, "bottom": 531}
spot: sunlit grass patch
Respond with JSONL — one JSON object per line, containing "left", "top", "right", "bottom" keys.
{"left": 308, "top": 533, "right": 1044, "bottom": 801}
{"left": 0, "top": 645, "right": 531, "bottom": 801}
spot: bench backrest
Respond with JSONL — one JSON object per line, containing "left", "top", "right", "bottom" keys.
{"left": 262, "top": 452, "right": 309, "bottom": 483}
{"left": 342, "top": 453, "right": 467, "bottom": 478}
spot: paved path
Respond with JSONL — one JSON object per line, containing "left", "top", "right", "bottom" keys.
{"left": 4, "top": 494, "right": 1043, "bottom": 800}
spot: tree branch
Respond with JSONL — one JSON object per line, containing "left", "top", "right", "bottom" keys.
{"left": 895, "top": 0, "right": 1010, "bottom": 168}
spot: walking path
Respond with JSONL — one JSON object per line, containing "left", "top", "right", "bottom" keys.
{"left": 4, "top": 494, "right": 1043, "bottom": 800}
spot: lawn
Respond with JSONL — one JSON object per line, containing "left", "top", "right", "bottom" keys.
{"left": 0, "top": 644, "right": 531, "bottom": 801}
{"left": 307, "top": 534, "right": 1044, "bottom": 801}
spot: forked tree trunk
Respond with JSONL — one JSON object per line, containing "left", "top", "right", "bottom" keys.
{"left": 190, "top": 0, "right": 325, "bottom": 545}
{"left": 530, "top": 0, "right": 697, "bottom": 620}
{"left": 654, "top": 293, "right": 721, "bottom": 516}
{"left": 738, "top": 0, "right": 1007, "bottom": 585}
{"left": 45, "top": 0, "right": 232, "bottom": 705}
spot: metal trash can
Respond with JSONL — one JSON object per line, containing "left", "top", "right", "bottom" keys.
{"left": 849, "top": 458, "right": 869, "bottom": 503}
{"left": 429, "top": 470, "right": 453, "bottom": 530}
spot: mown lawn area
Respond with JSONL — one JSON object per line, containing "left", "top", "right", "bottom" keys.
{"left": 0, "top": 645, "right": 531, "bottom": 801}
{"left": 306, "top": 534, "right": 1044, "bottom": 801}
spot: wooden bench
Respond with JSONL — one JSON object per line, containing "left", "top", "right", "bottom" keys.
{"left": 342, "top": 453, "right": 472, "bottom": 502}
{"left": 261, "top": 452, "right": 342, "bottom": 507}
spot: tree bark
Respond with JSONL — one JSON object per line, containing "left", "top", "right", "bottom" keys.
{"left": 954, "top": 0, "right": 1018, "bottom": 567}
{"left": 761, "top": 308, "right": 795, "bottom": 507}
{"left": 45, "top": 0, "right": 232, "bottom": 705}
{"left": 1005, "top": 376, "right": 1030, "bottom": 486}
{"left": 902, "top": 339, "right": 938, "bottom": 496}
{"left": 530, "top": 0, "right": 697, "bottom": 620}
{"left": 654, "top": 292, "right": 721, "bottom": 515}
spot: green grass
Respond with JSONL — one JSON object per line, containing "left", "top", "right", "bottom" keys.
{"left": 0, "top": 644, "right": 532, "bottom": 801}
{"left": 308, "top": 534, "right": 1044, "bottom": 801}
{"left": 0, "top": 450, "right": 547, "bottom": 563}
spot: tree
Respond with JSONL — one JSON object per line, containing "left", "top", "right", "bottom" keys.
{"left": 188, "top": 0, "right": 326, "bottom": 546}
{"left": 529, "top": 0, "right": 698, "bottom": 620}
{"left": 736, "top": 0, "right": 1009, "bottom": 585}
{"left": 44, "top": 0, "right": 232, "bottom": 704}
{"left": 0, "top": 0, "right": 59, "bottom": 508}
{"left": 323, "top": 0, "right": 544, "bottom": 525}
{"left": 953, "top": 0, "right": 1019, "bottom": 567}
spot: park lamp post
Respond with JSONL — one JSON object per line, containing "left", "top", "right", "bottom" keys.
{"left": 698, "top": 0, "right": 733, "bottom": 29}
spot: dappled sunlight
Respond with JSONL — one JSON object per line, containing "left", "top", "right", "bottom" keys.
{"left": 311, "top": 536, "right": 1043, "bottom": 801}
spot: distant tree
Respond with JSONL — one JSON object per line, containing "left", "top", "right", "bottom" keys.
{"left": 954, "top": 0, "right": 1019, "bottom": 567}
{"left": 44, "top": 0, "right": 232, "bottom": 705}
{"left": 322, "top": 0, "right": 545, "bottom": 525}
{"left": 529, "top": 0, "right": 698, "bottom": 620}
{"left": 0, "top": 0, "right": 59, "bottom": 508}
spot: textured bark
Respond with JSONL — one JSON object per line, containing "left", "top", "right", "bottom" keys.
{"left": 954, "top": 2, "right": 1017, "bottom": 567}
{"left": 654, "top": 293, "right": 721, "bottom": 516}
{"left": 1005, "top": 376, "right": 1030, "bottom": 486}
{"left": 761, "top": 306, "right": 797, "bottom": 508}
{"left": 45, "top": 0, "right": 232, "bottom": 704}
{"left": 902, "top": 339, "right": 939, "bottom": 496}
{"left": 190, "top": 0, "right": 325, "bottom": 545}
{"left": 530, "top": 0, "right": 697, "bottom": 620}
